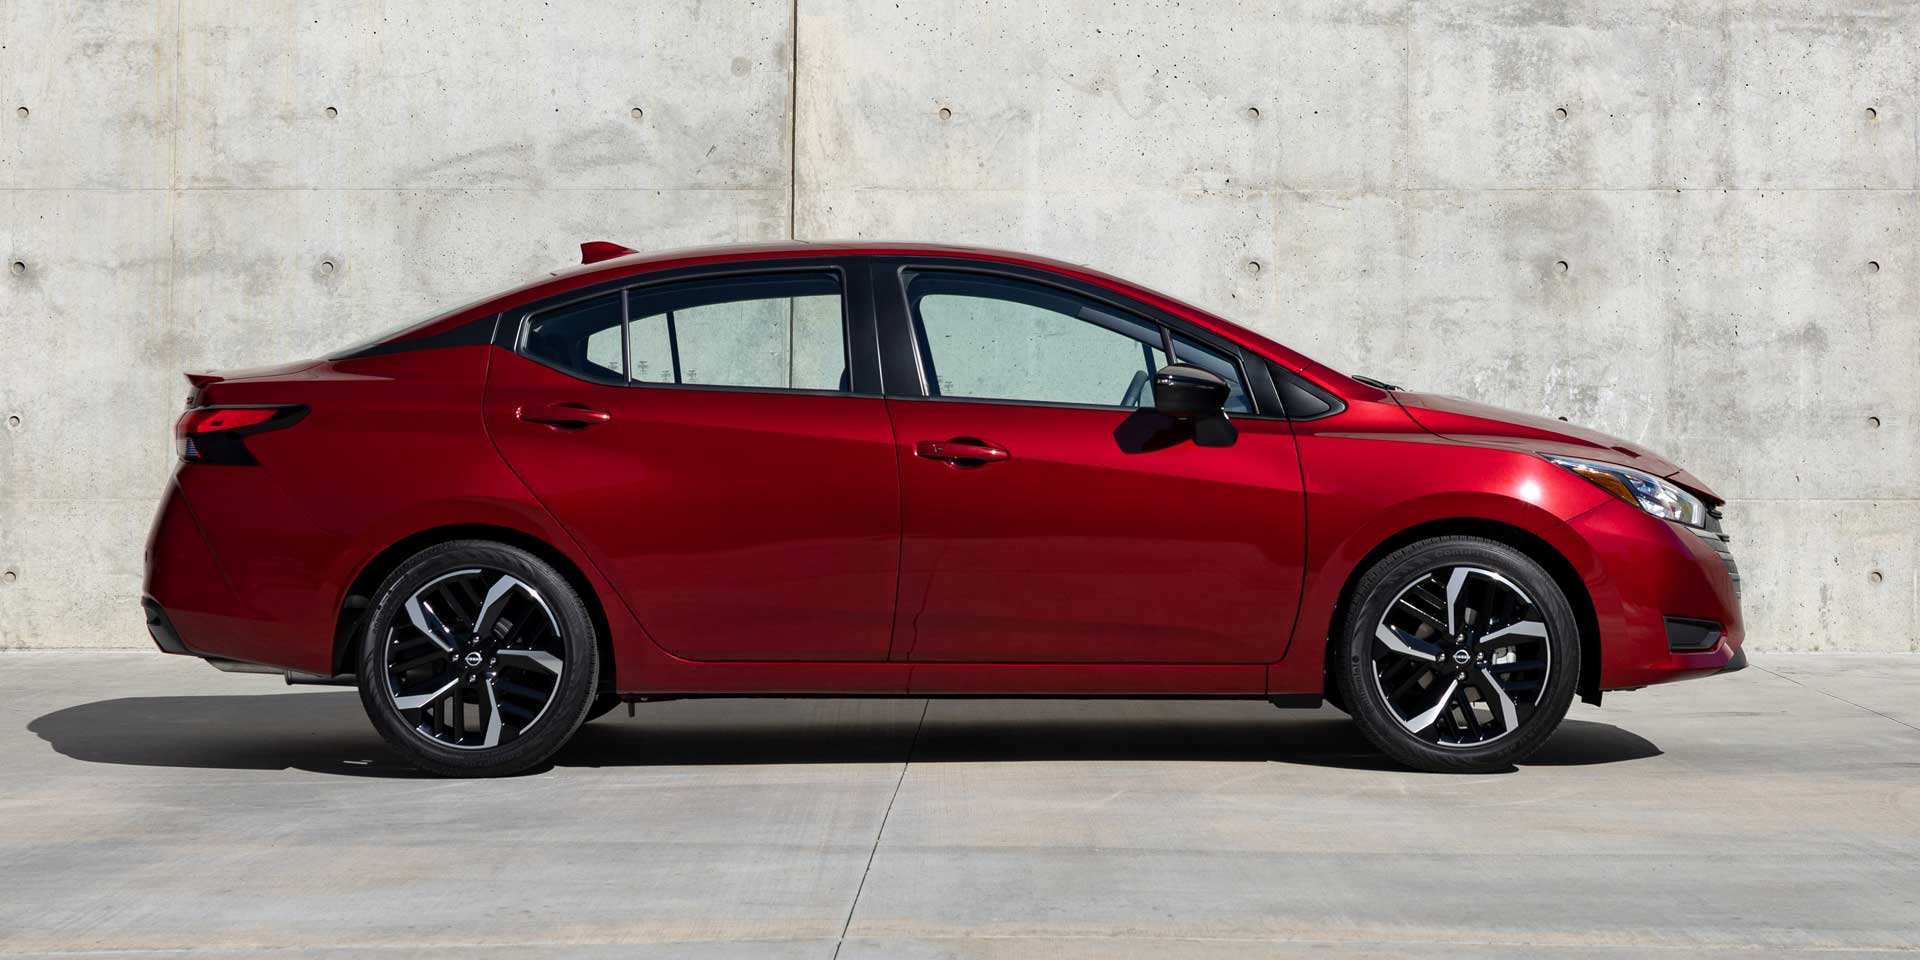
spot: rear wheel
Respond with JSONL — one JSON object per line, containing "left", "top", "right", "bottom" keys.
{"left": 356, "top": 540, "right": 598, "bottom": 777}
{"left": 1335, "top": 536, "right": 1580, "bottom": 773}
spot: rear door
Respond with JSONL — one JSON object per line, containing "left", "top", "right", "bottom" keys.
{"left": 484, "top": 260, "right": 901, "bottom": 661}
{"left": 873, "top": 261, "right": 1307, "bottom": 664}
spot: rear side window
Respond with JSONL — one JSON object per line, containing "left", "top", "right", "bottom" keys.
{"left": 523, "top": 294, "right": 625, "bottom": 384}
{"left": 520, "top": 273, "right": 850, "bottom": 392}
{"left": 627, "top": 273, "right": 847, "bottom": 391}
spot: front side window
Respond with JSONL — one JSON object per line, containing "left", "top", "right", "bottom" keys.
{"left": 1168, "top": 333, "right": 1253, "bottom": 413}
{"left": 906, "top": 271, "right": 1249, "bottom": 411}
{"left": 628, "top": 273, "right": 848, "bottom": 392}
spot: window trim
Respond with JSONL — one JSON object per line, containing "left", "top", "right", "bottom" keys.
{"left": 507, "top": 264, "right": 867, "bottom": 398}
{"left": 1268, "top": 361, "right": 1348, "bottom": 421}
{"left": 883, "top": 262, "right": 1280, "bottom": 419}
{"left": 517, "top": 291, "right": 629, "bottom": 386}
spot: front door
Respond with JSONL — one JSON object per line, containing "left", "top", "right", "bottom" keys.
{"left": 485, "top": 266, "right": 900, "bottom": 661}
{"left": 880, "top": 267, "right": 1306, "bottom": 663}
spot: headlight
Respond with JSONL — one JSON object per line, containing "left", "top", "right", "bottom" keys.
{"left": 1543, "top": 455, "right": 1710, "bottom": 528}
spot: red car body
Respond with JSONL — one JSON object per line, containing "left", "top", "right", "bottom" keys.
{"left": 143, "top": 242, "right": 1743, "bottom": 708}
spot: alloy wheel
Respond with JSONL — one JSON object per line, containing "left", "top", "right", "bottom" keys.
{"left": 1369, "top": 565, "right": 1552, "bottom": 746}
{"left": 382, "top": 568, "right": 567, "bottom": 750}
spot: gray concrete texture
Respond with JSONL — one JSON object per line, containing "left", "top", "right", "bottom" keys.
{"left": 2, "top": 650, "right": 1918, "bottom": 955}
{"left": 0, "top": 1, "right": 1915, "bottom": 651}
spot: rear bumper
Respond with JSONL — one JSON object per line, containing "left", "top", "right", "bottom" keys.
{"left": 1558, "top": 498, "right": 1746, "bottom": 691}
{"left": 143, "top": 478, "right": 231, "bottom": 659}
{"left": 143, "top": 477, "right": 321, "bottom": 672}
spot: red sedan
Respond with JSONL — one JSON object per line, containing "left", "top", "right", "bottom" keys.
{"left": 144, "top": 241, "right": 1744, "bottom": 776}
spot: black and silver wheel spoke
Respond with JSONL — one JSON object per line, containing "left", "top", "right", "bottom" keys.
{"left": 1403, "top": 675, "right": 1460, "bottom": 733}
{"left": 498, "top": 648, "right": 562, "bottom": 674}
{"left": 1370, "top": 564, "right": 1554, "bottom": 748}
{"left": 383, "top": 569, "right": 567, "bottom": 752}
{"left": 404, "top": 594, "right": 459, "bottom": 653}
{"left": 393, "top": 676, "right": 459, "bottom": 711}
{"left": 1466, "top": 666, "right": 1519, "bottom": 733}
{"left": 1375, "top": 623, "right": 1442, "bottom": 662}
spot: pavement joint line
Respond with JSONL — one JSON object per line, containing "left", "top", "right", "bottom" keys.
{"left": 1750, "top": 662, "right": 1920, "bottom": 734}
{"left": 7, "top": 934, "right": 1918, "bottom": 957}
{"left": 8, "top": 187, "right": 1920, "bottom": 195}
{"left": 831, "top": 697, "right": 930, "bottom": 960}
{"left": 838, "top": 934, "right": 1920, "bottom": 953}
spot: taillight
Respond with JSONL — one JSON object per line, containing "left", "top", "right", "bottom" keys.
{"left": 175, "top": 405, "right": 306, "bottom": 465}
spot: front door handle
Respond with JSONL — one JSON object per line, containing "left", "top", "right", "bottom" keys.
{"left": 520, "top": 402, "right": 613, "bottom": 428}
{"left": 916, "top": 438, "right": 1010, "bottom": 465}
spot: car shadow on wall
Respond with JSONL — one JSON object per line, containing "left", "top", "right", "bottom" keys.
{"left": 27, "top": 691, "right": 1660, "bottom": 779}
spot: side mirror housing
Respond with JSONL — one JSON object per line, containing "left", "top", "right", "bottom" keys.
{"left": 1149, "top": 363, "right": 1238, "bottom": 448}
{"left": 1150, "top": 363, "right": 1229, "bottom": 418}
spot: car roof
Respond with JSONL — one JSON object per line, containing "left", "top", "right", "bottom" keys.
{"left": 546, "top": 240, "right": 1107, "bottom": 285}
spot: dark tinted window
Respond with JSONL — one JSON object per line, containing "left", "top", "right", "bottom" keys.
{"left": 522, "top": 294, "right": 625, "bottom": 383}
{"left": 1269, "top": 363, "right": 1341, "bottom": 419}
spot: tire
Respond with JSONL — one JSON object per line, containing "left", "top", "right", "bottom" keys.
{"left": 356, "top": 540, "right": 599, "bottom": 777}
{"left": 1334, "top": 536, "right": 1580, "bottom": 773}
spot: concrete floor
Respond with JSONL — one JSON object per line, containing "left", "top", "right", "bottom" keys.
{"left": 1, "top": 652, "right": 1917, "bottom": 958}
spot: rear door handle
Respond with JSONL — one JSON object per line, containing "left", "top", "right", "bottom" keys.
{"left": 916, "top": 438, "right": 1010, "bottom": 465}
{"left": 520, "top": 402, "right": 613, "bottom": 428}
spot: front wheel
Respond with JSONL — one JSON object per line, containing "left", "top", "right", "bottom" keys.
{"left": 1335, "top": 536, "right": 1580, "bottom": 773}
{"left": 356, "top": 540, "right": 599, "bottom": 777}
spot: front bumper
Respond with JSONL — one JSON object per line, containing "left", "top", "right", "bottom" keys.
{"left": 1558, "top": 497, "right": 1746, "bottom": 691}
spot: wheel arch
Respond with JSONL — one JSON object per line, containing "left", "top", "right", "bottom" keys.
{"left": 331, "top": 523, "right": 615, "bottom": 693}
{"left": 1322, "top": 517, "right": 1602, "bottom": 708}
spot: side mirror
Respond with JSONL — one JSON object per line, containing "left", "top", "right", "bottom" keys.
{"left": 1150, "top": 363, "right": 1229, "bottom": 418}
{"left": 1149, "top": 363, "right": 1237, "bottom": 448}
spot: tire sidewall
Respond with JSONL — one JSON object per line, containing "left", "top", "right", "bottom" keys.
{"left": 356, "top": 540, "right": 599, "bottom": 776}
{"left": 1337, "top": 538, "right": 1581, "bottom": 772}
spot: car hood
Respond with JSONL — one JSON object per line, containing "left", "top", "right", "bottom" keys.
{"left": 1391, "top": 391, "right": 1720, "bottom": 501}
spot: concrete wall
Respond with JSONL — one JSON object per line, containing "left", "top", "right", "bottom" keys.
{"left": 1, "top": 0, "right": 1913, "bottom": 652}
